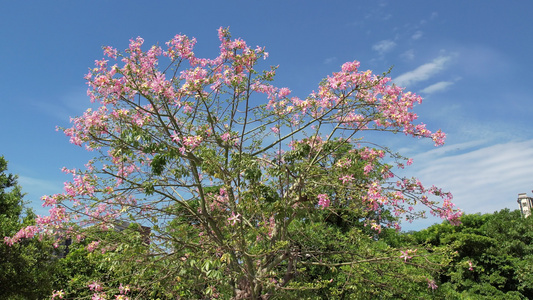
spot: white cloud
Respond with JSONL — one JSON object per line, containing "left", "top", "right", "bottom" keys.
{"left": 323, "top": 57, "right": 337, "bottom": 64}
{"left": 372, "top": 39, "right": 396, "bottom": 55}
{"left": 393, "top": 55, "right": 452, "bottom": 87}
{"left": 401, "top": 49, "right": 415, "bottom": 61}
{"left": 420, "top": 81, "right": 454, "bottom": 94}
{"left": 414, "top": 140, "right": 533, "bottom": 214}
{"left": 402, "top": 139, "right": 533, "bottom": 230}
{"left": 19, "top": 176, "right": 62, "bottom": 196}
{"left": 411, "top": 31, "right": 423, "bottom": 40}
{"left": 420, "top": 12, "right": 438, "bottom": 25}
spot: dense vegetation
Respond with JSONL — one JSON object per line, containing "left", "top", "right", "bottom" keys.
{"left": 0, "top": 156, "right": 57, "bottom": 299}
{"left": 409, "top": 208, "right": 533, "bottom": 299}
{"left": 2, "top": 154, "right": 531, "bottom": 299}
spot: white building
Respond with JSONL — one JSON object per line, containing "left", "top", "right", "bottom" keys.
{"left": 517, "top": 193, "right": 533, "bottom": 218}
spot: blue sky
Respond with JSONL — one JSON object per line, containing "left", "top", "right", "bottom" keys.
{"left": 1, "top": 1, "right": 533, "bottom": 230}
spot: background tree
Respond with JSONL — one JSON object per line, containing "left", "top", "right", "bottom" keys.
{"left": 49, "top": 223, "right": 161, "bottom": 299}
{"left": 0, "top": 156, "right": 57, "bottom": 299}
{"left": 411, "top": 209, "right": 533, "bottom": 299}
{"left": 8, "top": 28, "right": 461, "bottom": 299}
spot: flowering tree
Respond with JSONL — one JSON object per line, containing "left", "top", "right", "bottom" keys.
{"left": 7, "top": 28, "right": 461, "bottom": 299}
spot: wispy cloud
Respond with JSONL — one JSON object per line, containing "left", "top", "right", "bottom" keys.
{"left": 393, "top": 55, "right": 453, "bottom": 87}
{"left": 411, "top": 31, "right": 423, "bottom": 40}
{"left": 323, "top": 57, "right": 337, "bottom": 65}
{"left": 401, "top": 49, "right": 415, "bottom": 61}
{"left": 19, "top": 175, "right": 64, "bottom": 215}
{"left": 420, "top": 81, "right": 454, "bottom": 94}
{"left": 372, "top": 39, "right": 396, "bottom": 55}
{"left": 30, "top": 88, "right": 97, "bottom": 123}
{"left": 420, "top": 12, "right": 438, "bottom": 25}
{"left": 403, "top": 139, "right": 533, "bottom": 230}
{"left": 413, "top": 139, "right": 533, "bottom": 214}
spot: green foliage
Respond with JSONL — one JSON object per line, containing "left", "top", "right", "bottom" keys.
{"left": 0, "top": 156, "right": 58, "bottom": 299}
{"left": 256, "top": 205, "right": 452, "bottom": 299}
{"left": 411, "top": 209, "right": 533, "bottom": 299}
{"left": 51, "top": 223, "right": 179, "bottom": 299}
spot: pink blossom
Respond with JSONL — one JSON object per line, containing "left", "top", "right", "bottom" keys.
{"left": 400, "top": 249, "right": 417, "bottom": 262}
{"left": 370, "top": 221, "right": 382, "bottom": 233}
{"left": 339, "top": 175, "right": 354, "bottom": 184}
{"left": 119, "top": 284, "right": 131, "bottom": 294}
{"left": 228, "top": 212, "right": 241, "bottom": 225}
{"left": 220, "top": 132, "right": 231, "bottom": 142}
{"left": 317, "top": 194, "right": 330, "bottom": 208}
{"left": 278, "top": 87, "right": 291, "bottom": 98}
{"left": 341, "top": 61, "right": 360, "bottom": 72}
{"left": 92, "top": 293, "right": 107, "bottom": 300}
{"left": 426, "top": 278, "right": 438, "bottom": 290}
{"left": 336, "top": 159, "right": 352, "bottom": 168}
{"left": 103, "top": 46, "right": 117, "bottom": 59}
{"left": 363, "top": 163, "right": 373, "bottom": 174}
{"left": 266, "top": 216, "right": 275, "bottom": 238}
{"left": 183, "top": 135, "right": 203, "bottom": 150}
{"left": 431, "top": 129, "right": 446, "bottom": 146}
{"left": 41, "top": 195, "right": 58, "bottom": 207}
{"left": 182, "top": 104, "right": 193, "bottom": 113}
{"left": 393, "top": 222, "right": 401, "bottom": 231}
{"left": 51, "top": 290, "right": 65, "bottom": 299}
{"left": 86, "top": 241, "right": 100, "bottom": 252}
{"left": 4, "top": 225, "right": 39, "bottom": 246}
{"left": 88, "top": 281, "right": 103, "bottom": 292}
{"left": 165, "top": 34, "right": 196, "bottom": 60}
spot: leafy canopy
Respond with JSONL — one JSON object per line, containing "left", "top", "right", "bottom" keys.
{"left": 0, "top": 156, "right": 58, "bottom": 300}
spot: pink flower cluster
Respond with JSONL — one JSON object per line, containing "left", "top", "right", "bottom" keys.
{"left": 317, "top": 194, "right": 331, "bottom": 208}
{"left": 4, "top": 225, "right": 39, "bottom": 246}
{"left": 394, "top": 178, "right": 462, "bottom": 224}
{"left": 88, "top": 281, "right": 103, "bottom": 292}
{"left": 86, "top": 240, "right": 100, "bottom": 252}
{"left": 262, "top": 57, "right": 448, "bottom": 146}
